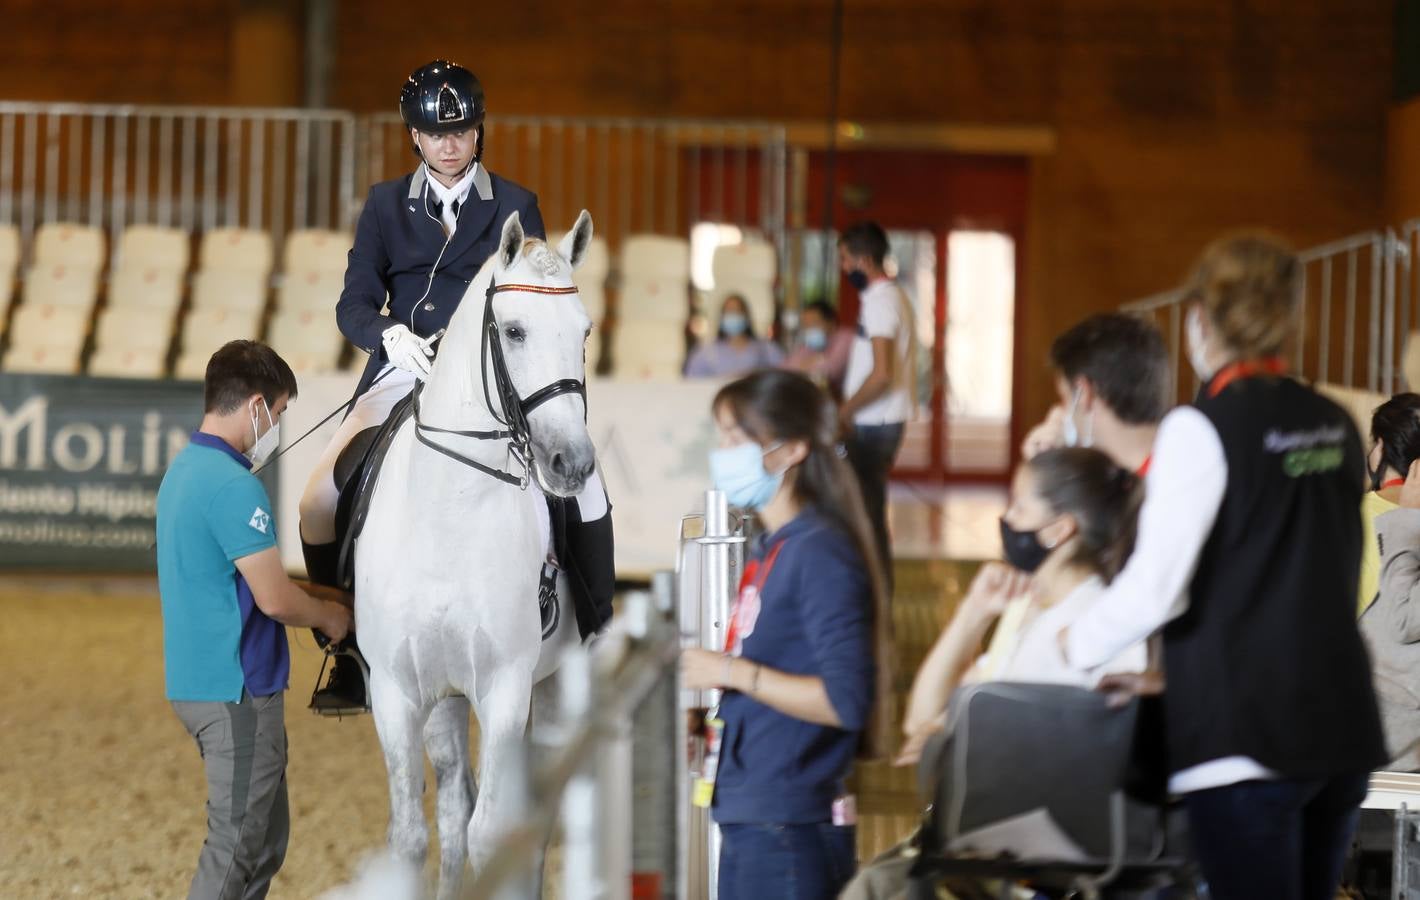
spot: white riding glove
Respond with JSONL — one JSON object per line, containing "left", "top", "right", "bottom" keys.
{"left": 381, "top": 323, "right": 434, "bottom": 380}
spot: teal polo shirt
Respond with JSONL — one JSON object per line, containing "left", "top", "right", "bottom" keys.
{"left": 156, "top": 431, "right": 290, "bottom": 702}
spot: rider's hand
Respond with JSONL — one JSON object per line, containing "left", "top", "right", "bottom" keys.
{"left": 382, "top": 323, "right": 434, "bottom": 380}
{"left": 318, "top": 601, "right": 353, "bottom": 644}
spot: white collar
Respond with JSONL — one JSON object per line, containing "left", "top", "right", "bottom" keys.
{"left": 425, "top": 162, "right": 478, "bottom": 207}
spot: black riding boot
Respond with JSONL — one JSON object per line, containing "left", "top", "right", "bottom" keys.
{"left": 303, "top": 539, "right": 369, "bottom": 715}
{"left": 556, "top": 502, "right": 616, "bottom": 640}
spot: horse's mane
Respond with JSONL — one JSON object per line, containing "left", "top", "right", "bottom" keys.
{"left": 426, "top": 235, "right": 574, "bottom": 419}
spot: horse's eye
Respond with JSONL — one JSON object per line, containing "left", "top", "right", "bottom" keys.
{"left": 504, "top": 325, "right": 525, "bottom": 344}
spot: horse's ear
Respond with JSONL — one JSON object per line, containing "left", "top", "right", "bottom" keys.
{"left": 498, "top": 211, "right": 525, "bottom": 270}
{"left": 557, "top": 210, "right": 594, "bottom": 270}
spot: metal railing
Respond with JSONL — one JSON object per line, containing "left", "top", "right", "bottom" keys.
{"left": 357, "top": 113, "right": 789, "bottom": 252}
{"left": 1123, "top": 227, "right": 1409, "bottom": 401}
{"left": 0, "top": 101, "right": 358, "bottom": 256}
{"left": 461, "top": 489, "right": 746, "bottom": 900}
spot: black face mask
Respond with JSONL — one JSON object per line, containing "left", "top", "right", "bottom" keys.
{"left": 847, "top": 269, "right": 870, "bottom": 292}
{"left": 999, "top": 517, "right": 1052, "bottom": 573}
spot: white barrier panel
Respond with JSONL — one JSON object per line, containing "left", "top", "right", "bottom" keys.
{"left": 276, "top": 374, "right": 722, "bottom": 578}
{"left": 586, "top": 378, "right": 723, "bottom": 579}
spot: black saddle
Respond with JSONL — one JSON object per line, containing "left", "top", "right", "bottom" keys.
{"left": 327, "top": 388, "right": 563, "bottom": 641}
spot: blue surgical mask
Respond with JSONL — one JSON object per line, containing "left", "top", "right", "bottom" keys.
{"left": 802, "top": 327, "right": 828, "bottom": 352}
{"left": 721, "top": 313, "right": 748, "bottom": 337}
{"left": 709, "top": 441, "right": 785, "bottom": 510}
{"left": 847, "top": 269, "right": 870, "bottom": 292}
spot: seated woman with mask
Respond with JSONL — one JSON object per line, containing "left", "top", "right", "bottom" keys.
{"left": 685, "top": 294, "right": 784, "bottom": 379}
{"left": 1360, "top": 392, "right": 1420, "bottom": 770}
{"left": 899, "top": 447, "right": 1149, "bottom": 763}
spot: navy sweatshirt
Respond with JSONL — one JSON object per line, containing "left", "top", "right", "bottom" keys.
{"left": 712, "top": 508, "right": 876, "bottom": 825}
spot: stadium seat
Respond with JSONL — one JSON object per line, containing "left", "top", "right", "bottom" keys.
{"left": 21, "top": 263, "right": 103, "bottom": 310}
{"left": 198, "top": 228, "right": 274, "bottom": 275}
{"left": 611, "top": 320, "right": 686, "bottom": 380}
{"left": 191, "top": 268, "right": 269, "bottom": 312}
{"left": 282, "top": 229, "right": 350, "bottom": 275}
{"left": 108, "top": 265, "right": 185, "bottom": 315}
{"left": 174, "top": 306, "right": 263, "bottom": 379}
{"left": 4, "top": 304, "right": 90, "bottom": 374}
{"left": 106, "top": 225, "right": 189, "bottom": 314}
{"left": 618, "top": 235, "right": 691, "bottom": 327}
{"left": 89, "top": 304, "right": 175, "bottom": 379}
{"left": 0, "top": 224, "right": 19, "bottom": 329}
{"left": 19, "top": 223, "right": 107, "bottom": 317}
{"left": 275, "top": 269, "right": 344, "bottom": 313}
{"left": 708, "top": 239, "right": 777, "bottom": 334}
{"left": 32, "top": 222, "right": 106, "bottom": 269}
{"left": 89, "top": 347, "right": 167, "bottom": 379}
{"left": 267, "top": 308, "right": 344, "bottom": 374}
{"left": 116, "top": 225, "right": 190, "bottom": 271}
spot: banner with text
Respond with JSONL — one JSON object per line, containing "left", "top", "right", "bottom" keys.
{"left": 0, "top": 373, "right": 207, "bottom": 571}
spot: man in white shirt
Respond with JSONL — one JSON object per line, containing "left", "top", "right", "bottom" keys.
{"left": 838, "top": 222, "right": 912, "bottom": 578}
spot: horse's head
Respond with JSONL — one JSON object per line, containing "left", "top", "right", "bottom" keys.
{"left": 484, "top": 210, "right": 597, "bottom": 497}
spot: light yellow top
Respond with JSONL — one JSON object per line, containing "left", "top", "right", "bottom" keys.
{"left": 1360, "top": 490, "right": 1400, "bottom": 617}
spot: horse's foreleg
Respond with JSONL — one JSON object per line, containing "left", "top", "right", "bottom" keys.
{"left": 525, "top": 675, "right": 563, "bottom": 896}
{"left": 370, "top": 672, "right": 431, "bottom": 865}
{"left": 424, "top": 695, "right": 476, "bottom": 900}
{"left": 466, "top": 671, "right": 534, "bottom": 877}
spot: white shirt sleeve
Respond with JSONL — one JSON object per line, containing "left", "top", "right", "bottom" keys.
{"left": 1063, "top": 406, "right": 1229, "bottom": 670}
{"left": 861, "top": 285, "right": 902, "bottom": 340}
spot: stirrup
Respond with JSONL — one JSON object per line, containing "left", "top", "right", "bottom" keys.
{"left": 538, "top": 559, "right": 560, "bottom": 641}
{"left": 308, "top": 644, "right": 372, "bottom": 718}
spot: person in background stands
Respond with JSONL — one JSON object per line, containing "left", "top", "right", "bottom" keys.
{"left": 838, "top": 222, "right": 914, "bottom": 581}
{"left": 1059, "top": 233, "right": 1386, "bottom": 900}
{"left": 157, "top": 340, "right": 352, "bottom": 900}
{"left": 684, "top": 293, "right": 784, "bottom": 379}
{"left": 1021, "top": 312, "right": 1170, "bottom": 477}
{"left": 783, "top": 300, "right": 854, "bottom": 392}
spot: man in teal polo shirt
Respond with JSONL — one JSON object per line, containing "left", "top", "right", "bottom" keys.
{"left": 157, "top": 340, "right": 351, "bottom": 900}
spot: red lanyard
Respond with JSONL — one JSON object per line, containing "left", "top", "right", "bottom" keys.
{"left": 723, "top": 540, "right": 786, "bottom": 654}
{"left": 1382, "top": 477, "right": 1406, "bottom": 490}
{"left": 1207, "top": 357, "right": 1287, "bottom": 399}
{"left": 1136, "top": 455, "right": 1152, "bottom": 478}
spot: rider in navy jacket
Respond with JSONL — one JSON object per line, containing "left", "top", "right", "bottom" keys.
{"left": 337, "top": 162, "right": 545, "bottom": 398}
{"left": 300, "top": 61, "right": 614, "bottom": 714}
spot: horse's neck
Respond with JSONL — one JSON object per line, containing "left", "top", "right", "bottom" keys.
{"left": 420, "top": 284, "right": 502, "bottom": 433}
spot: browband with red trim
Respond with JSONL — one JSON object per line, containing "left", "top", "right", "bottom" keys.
{"left": 490, "top": 283, "right": 580, "bottom": 296}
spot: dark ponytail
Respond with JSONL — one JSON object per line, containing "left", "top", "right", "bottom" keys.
{"left": 714, "top": 369, "right": 894, "bottom": 759}
{"left": 1027, "top": 448, "right": 1142, "bottom": 584}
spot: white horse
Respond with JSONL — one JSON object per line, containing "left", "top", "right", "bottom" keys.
{"left": 355, "top": 210, "right": 597, "bottom": 898}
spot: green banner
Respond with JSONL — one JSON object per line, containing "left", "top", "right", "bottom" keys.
{"left": 0, "top": 373, "right": 248, "bottom": 572}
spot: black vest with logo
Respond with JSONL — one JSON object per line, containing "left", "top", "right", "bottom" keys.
{"left": 1164, "top": 372, "right": 1386, "bottom": 777}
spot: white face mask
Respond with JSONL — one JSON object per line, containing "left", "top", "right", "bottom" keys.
{"left": 1186, "top": 307, "right": 1216, "bottom": 382}
{"left": 248, "top": 398, "right": 280, "bottom": 467}
{"left": 1062, "top": 385, "right": 1093, "bottom": 448}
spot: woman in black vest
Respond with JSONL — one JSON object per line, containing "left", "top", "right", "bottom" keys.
{"left": 1060, "top": 233, "right": 1385, "bottom": 900}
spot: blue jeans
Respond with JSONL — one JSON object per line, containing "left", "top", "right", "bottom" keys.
{"left": 718, "top": 822, "right": 856, "bottom": 900}
{"left": 1184, "top": 773, "right": 1369, "bottom": 900}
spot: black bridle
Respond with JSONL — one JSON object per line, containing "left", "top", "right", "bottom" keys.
{"left": 413, "top": 278, "right": 586, "bottom": 487}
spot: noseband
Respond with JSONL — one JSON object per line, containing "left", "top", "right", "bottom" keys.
{"left": 413, "top": 278, "right": 586, "bottom": 487}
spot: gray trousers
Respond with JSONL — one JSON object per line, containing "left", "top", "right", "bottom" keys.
{"left": 172, "top": 691, "right": 289, "bottom": 900}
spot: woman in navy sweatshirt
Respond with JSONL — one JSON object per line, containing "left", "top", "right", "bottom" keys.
{"left": 681, "top": 369, "right": 890, "bottom": 900}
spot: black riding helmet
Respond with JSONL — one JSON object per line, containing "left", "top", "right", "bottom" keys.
{"left": 399, "top": 60, "right": 486, "bottom": 159}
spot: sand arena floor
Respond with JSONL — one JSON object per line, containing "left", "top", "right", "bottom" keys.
{"left": 0, "top": 576, "right": 486, "bottom": 899}
{"left": 0, "top": 562, "right": 968, "bottom": 898}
